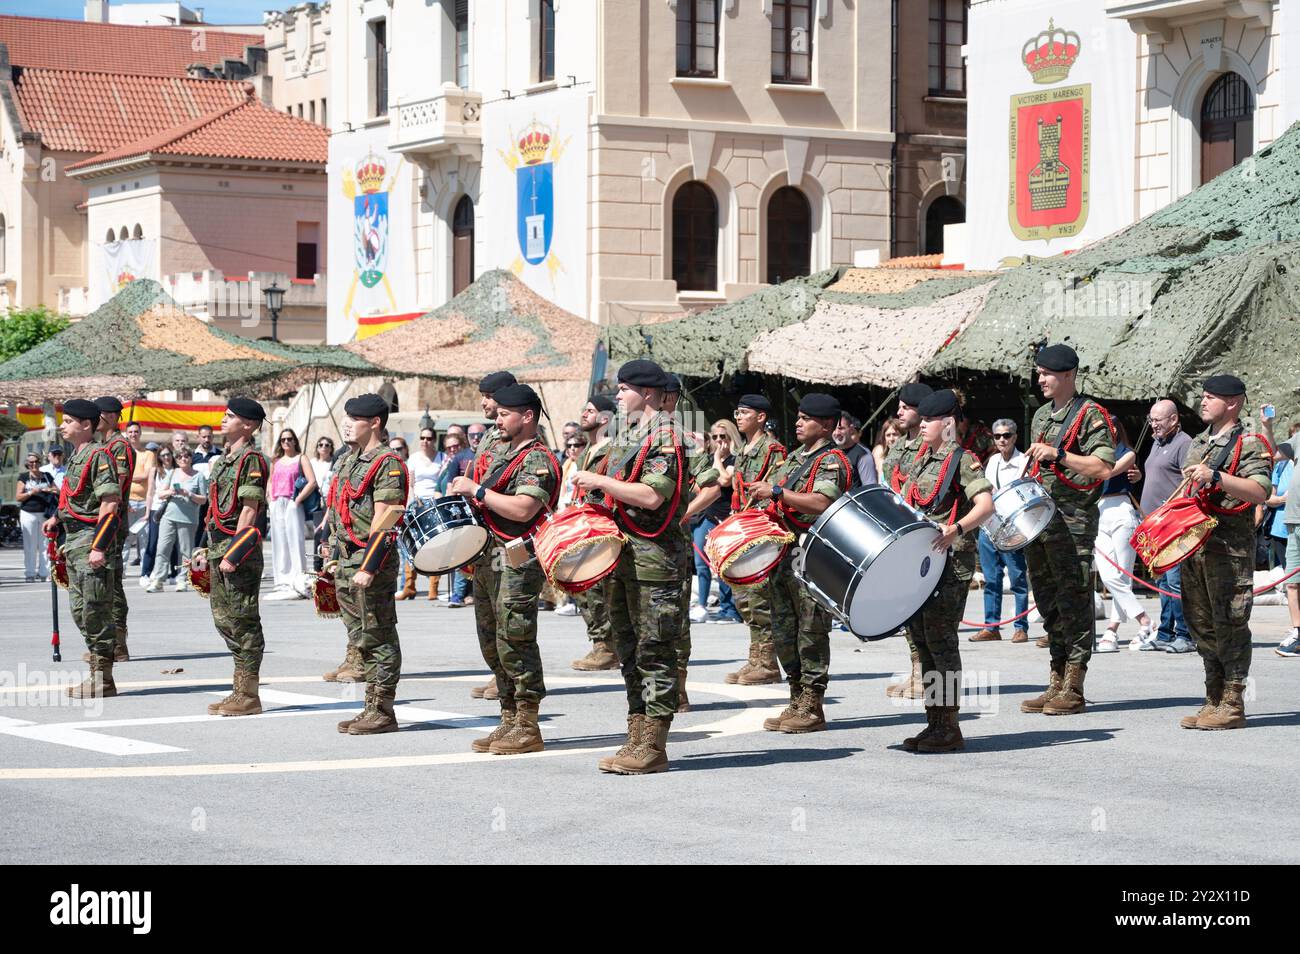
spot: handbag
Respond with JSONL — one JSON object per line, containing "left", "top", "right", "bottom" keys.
{"left": 295, "top": 456, "right": 322, "bottom": 515}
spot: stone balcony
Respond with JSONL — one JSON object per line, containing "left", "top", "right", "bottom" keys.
{"left": 388, "top": 85, "right": 483, "bottom": 161}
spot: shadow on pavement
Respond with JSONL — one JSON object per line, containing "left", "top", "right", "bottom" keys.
{"left": 672, "top": 747, "right": 864, "bottom": 770}
{"left": 955, "top": 727, "right": 1119, "bottom": 753}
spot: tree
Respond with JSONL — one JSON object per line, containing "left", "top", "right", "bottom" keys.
{"left": 0, "top": 306, "right": 70, "bottom": 363}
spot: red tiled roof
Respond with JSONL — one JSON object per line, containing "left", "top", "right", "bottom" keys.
{"left": 68, "top": 91, "right": 328, "bottom": 170}
{"left": 0, "top": 15, "right": 262, "bottom": 77}
{"left": 13, "top": 68, "right": 249, "bottom": 153}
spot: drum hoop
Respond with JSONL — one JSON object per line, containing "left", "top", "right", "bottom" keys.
{"left": 540, "top": 531, "right": 624, "bottom": 594}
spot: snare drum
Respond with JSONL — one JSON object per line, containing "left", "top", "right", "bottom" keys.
{"left": 794, "top": 485, "right": 947, "bottom": 640}
{"left": 704, "top": 510, "right": 794, "bottom": 586}
{"left": 985, "top": 477, "right": 1056, "bottom": 551}
{"left": 187, "top": 548, "right": 211, "bottom": 598}
{"left": 532, "top": 504, "right": 624, "bottom": 594}
{"left": 1130, "top": 495, "right": 1217, "bottom": 575}
{"left": 398, "top": 496, "right": 490, "bottom": 575}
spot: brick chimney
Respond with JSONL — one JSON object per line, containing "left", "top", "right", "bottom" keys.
{"left": 84, "top": 0, "right": 109, "bottom": 23}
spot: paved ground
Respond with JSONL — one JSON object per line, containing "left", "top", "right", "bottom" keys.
{"left": 1, "top": 545, "right": 1297, "bottom": 865}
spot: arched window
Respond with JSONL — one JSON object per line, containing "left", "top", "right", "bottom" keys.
{"left": 671, "top": 181, "right": 718, "bottom": 292}
{"left": 132, "top": 224, "right": 143, "bottom": 240}
{"left": 766, "top": 185, "right": 811, "bottom": 284}
{"left": 1200, "top": 72, "right": 1254, "bottom": 184}
{"left": 118, "top": 227, "right": 129, "bottom": 241}
{"left": 106, "top": 229, "right": 117, "bottom": 243}
{"left": 452, "top": 195, "right": 474, "bottom": 296}
{"left": 924, "top": 196, "right": 965, "bottom": 255}
{"left": 378, "top": 382, "right": 399, "bottom": 414}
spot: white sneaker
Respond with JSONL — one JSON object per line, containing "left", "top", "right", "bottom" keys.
{"left": 144, "top": 579, "right": 163, "bottom": 593}
{"left": 138, "top": 576, "right": 152, "bottom": 588}
{"left": 688, "top": 605, "right": 708, "bottom": 624}
{"left": 174, "top": 580, "right": 189, "bottom": 592}
{"left": 1096, "top": 632, "right": 1119, "bottom": 653}
{"left": 555, "top": 602, "right": 579, "bottom": 617}
{"left": 1128, "top": 625, "right": 1154, "bottom": 652}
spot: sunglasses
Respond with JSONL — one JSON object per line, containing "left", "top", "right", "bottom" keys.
{"left": 281, "top": 437, "right": 297, "bottom": 443}
{"left": 993, "top": 433, "right": 1014, "bottom": 439}
{"left": 709, "top": 434, "right": 728, "bottom": 440}
{"left": 566, "top": 442, "right": 583, "bottom": 448}
{"left": 420, "top": 435, "right": 435, "bottom": 440}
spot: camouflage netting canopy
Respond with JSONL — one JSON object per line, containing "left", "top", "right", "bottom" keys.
{"left": 925, "top": 121, "right": 1300, "bottom": 423}
{"left": 0, "top": 280, "right": 384, "bottom": 402}
{"left": 345, "top": 269, "right": 598, "bottom": 383}
{"left": 601, "top": 269, "right": 842, "bottom": 379}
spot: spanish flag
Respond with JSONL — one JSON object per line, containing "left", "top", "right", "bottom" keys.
{"left": 121, "top": 400, "right": 225, "bottom": 432}
{"left": 355, "top": 312, "right": 423, "bottom": 341}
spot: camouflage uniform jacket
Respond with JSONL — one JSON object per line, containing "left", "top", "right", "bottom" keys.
{"left": 767, "top": 439, "right": 849, "bottom": 532}
{"left": 58, "top": 442, "right": 119, "bottom": 537}
{"left": 899, "top": 439, "right": 992, "bottom": 555}
{"left": 1183, "top": 425, "right": 1273, "bottom": 555}
{"left": 476, "top": 437, "right": 559, "bottom": 542}
{"left": 325, "top": 444, "right": 408, "bottom": 554}
{"left": 607, "top": 411, "right": 689, "bottom": 581}
{"left": 205, "top": 443, "right": 268, "bottom": 549}
{"left": 576, "top": 436, "right": 613, "bottom": 506}
{"left": 734, "top": 432, "right": 786, "bottom": 511}
{"left": 883, "top": 430, "right": 925, "bottom": 492}
{"left": 1027, "top": 397, "right": 1116, "bottom": 509}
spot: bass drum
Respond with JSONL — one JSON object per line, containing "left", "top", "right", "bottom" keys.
{"left": 794, "top": 485, "right": 947, "bottom": 640}
{"left": 398, "top": 496, "right": 490, "bottom": 575}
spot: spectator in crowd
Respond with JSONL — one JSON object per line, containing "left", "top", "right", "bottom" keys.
{"left": 439, "top": 432, "right": 476, "bottom": 606}
{"left": 688, "top": 420, "right": 743, "bottom": 624}
{"left": 557, "top": 431, "right": 588, "bottom": 510}
{"left": 191, "top": 424, "right": 220, "bottom": 468}
{"left": 145, "top": 446, "right": 208, "bottom": 592}
{"left": 386, "top": 436, "right": 418, "bottom": 600}
{"left": 309, "top": 436, "right": 337, "bottom": 572}
{"left": 170, "top": 431, "right": 188, "bottom": 458}
{"left": 834, "top": 411, "right": 878, "bottom": 486}
{"left": 1094, "top": 418, "right": 1154, "bottom": 652}
{"left": 1267, "top": 444, "right": 1294, "bottom": 569}
{"left": 404, "top": 427, "right": 446, "bottom": 600}
{"left": 140, "top": 446, "right": 177, "bottom": 585}
{"left": 873, "top": 418, "right": 904, "bottom": 478}
{"left": 1278, "top": 443, "right": 1300, "bottom": 656}
{"left": 971, "top": 419, "right": 1030, "bottom": 643}
{"left": 126, "top": 422, "right": 154, "bottom": 567}
{"left": 41, "top": 446, "right": 66, "bottom": 488}
{"left": 1136, "top": 399, "right": 1194, "bottom": 652}
{"left": 17, "top": 452, "right": 56, "bottom": 582}
{"left": 467, "top": 423, "right": 487, "bottom": 454}
{"left": 266, "top": 429, "right": 316, "bottom": 600}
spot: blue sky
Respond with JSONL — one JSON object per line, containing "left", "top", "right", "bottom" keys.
{"left": 0, "top": 1, "right": 282, "bottom": 25}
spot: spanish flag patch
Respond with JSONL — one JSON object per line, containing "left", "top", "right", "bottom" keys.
{"left": 388, "top": 469, "right": 401, "bottom": 477}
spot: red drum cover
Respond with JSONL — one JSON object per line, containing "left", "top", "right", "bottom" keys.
{"left": 532, "top": 504, "right": 625, "bottom": 594}
{"left": 704, "top": 510, "right": 794, "bottom": 586}
{"left": 1130, "top": 496, "right": 1218, "bottom": 576}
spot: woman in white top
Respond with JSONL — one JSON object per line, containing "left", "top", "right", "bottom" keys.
{"left": 146, "top": 447, "right": 209, "bottom": 592}
{"left": 407, "top": 427, "right": 444, "bottom": 501}
{"left": 267, "top": 429, "right": 317, "bottom": 599}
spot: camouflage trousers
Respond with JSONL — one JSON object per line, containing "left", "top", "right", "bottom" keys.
{"left": 904, "top": 549, "right": 974, "bottom": 707}
{"left": 65, "top": 530, "right": 118, "bottom": 659}
{"left": 110, "top": 527, "right": 129, "bottom": 640}
{"left": 608, "top": 554, "right": 682, "bottom": 719}
{"left": 336, "top": 547, "right": 402, "bottom": 691}
{"left": 762, "top": 550, "right": 830, "bottom": 691}
{"left": 576, "top": 578, "right": 611, "bottom": 642}
{"left": 474, "top": 547, "right": 546, "bottom": 706}
{"left": 1024, "top": 504, "right": 1098, "bottom": 666}
{"left": 735, "top": 582, "right": 773, "bottom": 649}
{"left": 676, "top": 577, "right": 692, "bottom": 670}
{"left": 208, "top": 533, "right": 266, "bottom": 674}
{"left": 1181, "top": 538, "right": 1254, "bottom": 684}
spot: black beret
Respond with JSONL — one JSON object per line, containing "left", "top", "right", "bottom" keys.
{"left": 663, "top": 373, "right": 682, "bottom": 394}
{"left": 227, "top": 396, "right": 266, "bottom": 423}
{"left": 918, "top": 389, "right": 959, "bottom": 418}
{"left": 898, "top": 382, "right": 933, "bottom": 407}
{"left": 617, "top": 359, "right": 669, "bottom": 388}
{"left": 343, "top": 394, "right": 388, "bottom": 423}
{"left": 1036, "top": 343, "right": 1079, "bottom": 372}
{"left": 1203, "top": 374, "right": 1246, "bottom": 397}
{"left": 588, "top": 395, "right": 617, "bottom": 414}
{"left": 736, "top": 393, "right": 772, "bottom": 414}
{"left": 478, "top": 371, "right": 517, "bottom": 395}
{"left": 493, "top": 383, "right": 542, "bottom": 411}
{"left": 63, "top": 399, "right": 101, "bottom": 423}
{"left": 799, "top": 393, "right": 840, "bottom": 419}
{"left": 94, "top": 396, "right": 123, "bottom": 414}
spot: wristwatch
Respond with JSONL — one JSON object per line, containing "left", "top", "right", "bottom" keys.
{"left": 771, "top": 486, "right": 785, "bottom": 501}
{"left": 1211, "top": 469, "right": 1222, "bottom": 488}
{"left": 474, "top": 485, "right": 487, "bottom": 503}
{"left": 954, "top": 522, "right": 965, "bottom": 538}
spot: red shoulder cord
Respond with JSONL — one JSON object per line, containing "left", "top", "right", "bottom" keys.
{"left": 614, "top": 425, "right": 684, "bottom": 539}
{"left": 1028, "top": 401, "right": 1117, "bottom": 491}
{"left": 105, "top": 434, "right": 135, "bottom": 501}
{"left": 732, "top": 439, "right": 786, "bottom": 510}
{"left": 328, "top": 450, "right": 411, "bottom": 548}
{"left": 1194, "top": 433, "right": 1270, "bottom": 516}
{"left": 903, "top": 445, "right": 961, "bottom": 525}
{"left": 478, "top": 439, "right": 562, "bottom": 541}
{"left": 208, "top": 449, "right": 270, "bottom": 535}
{"left": 58, "top": 448, "right": 114, "bottom": 525}
{"left": 774, "top": 448, "right": 851, "bottom": 532}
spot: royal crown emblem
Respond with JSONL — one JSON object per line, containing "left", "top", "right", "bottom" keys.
{"left": 1022, "top": 19, "right": 1081, "bottom": 85}
{"left": 517, "top": 127, "right": 552, "bottom": 166}
{"left": 355, "top": 152, "right": 387, "bottom": 194}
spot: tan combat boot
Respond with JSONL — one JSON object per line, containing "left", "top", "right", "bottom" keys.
{"left": 898, "top": 652, "right": 926, "bottom": 699}
{"left": 725, "top": 642, "right": 760, "bottom": 685}
{"left": 472, "top": 708, "right": 516, "bottom": 753}
{"left": 764, "top": 684, "right": 802, "bottom": 731}
{"left": 347, "top": 686, "right": 399, "bottom": 735}
{"left": 489, "top": 700, "right": 544, "bottom": 754}
{"left": 737, "top": 641, "right": 781, "bottom": 685}
{"left": 1196, "top": 680, "right": 1247, "bottom": 730}
{"left": 207, "top": 670, "right": 239, "bottom": 715}
{"left": 321, "top": 646, "right": 350, "bottom": 682}
{"left": 780, "top": 687, "right": 827, "bottom": 733}
{"left": 1021, "top": 661, "right": 1066, "bottom": 713}
{"left": 572, "top": 638, "right": 619, "bottom": 671}
{"left": 599, "top": 714, "right": 646, "bottom": 772}
{"left": 1043, "top": 662, "right": 1087, "bottom": 715}
{"left": 886, "top": 650, "right": 920, "bottom": 698}
{"left": 609, "top": 715, "right": 671, "bottom": 774}
{"left": 331, "top": 646, "right": 366, "bottom": 683}
{"left": 216, "top": 669, "right": 262, "bottom": 717}
{"left": 1180, "top": 677, "right": 1224, "bottom": 729}
{"left": 917, "top": 706, "right": 965, "bottom": 752}
{"left": 482, "top": 680, "right": 500, "bottom": 701}
{"left": 903, "top": 707, "right": 938, "bottom": 752}
{"left": 68, "top": 656, "right": 117, "bottom": 699}
{"left": 677, "top": 666, "right": 690, "bottom": 713}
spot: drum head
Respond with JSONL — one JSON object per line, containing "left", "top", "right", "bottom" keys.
{"left": 550, "top": 537, "right": 622, "bottom": 582}
{"left": 847, "top": 524, "right": 946, "bottom": 637}
{"left": 992, "top": 499, "right": 1054, "bottom": 551}
{"left": 723, "top": 540, "right": 785, "bottom": 582}
{"left": 412, "top": 526, "right": 489, "bottom": 574}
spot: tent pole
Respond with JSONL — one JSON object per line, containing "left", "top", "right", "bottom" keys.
{"left": 301, "top": 364, "right": 322, "bottom": 450}
{"left": 859, "top": 387, "right": 900, "bottom": 442}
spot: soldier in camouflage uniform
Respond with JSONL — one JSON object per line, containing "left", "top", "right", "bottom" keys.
{"left": 1020, "top": 345, "right": 1116, "bottom": 716}
{"left": 47, "top": 400, "right": 122, "bottom": 699}
{"left": 880, "top": 382, "right": 933, "bottom": 699}
{"left": 89, "top": 397, "right": 135, "bottom": 664}
{"left": 197, "top": 397, "right": 270, "bottom": 717}
{"left": 745, "top": 393, "right": 851, "bottom": 732}
{"left": 1175, "top": 376, "right": 1271, "bottom": 730}
{"left": 450, "top": 384, "right": 560, "bottom": 754}
{"left": 466, "top": 371, "right": 517, "bottom": 701}
{"left": 572, "top": 359, "right": 688, "bottom": 774}
{"left": 570, "top": 394, "right": 620, "bottom": 672}
{"left": 327, "top": 394, "right": 409, "bottom": 735}
{"left": 897, "top": 390, "right": 995, "bottom": 753}
{"left": 724, "top": 394, "right": 787, "bottom": 685}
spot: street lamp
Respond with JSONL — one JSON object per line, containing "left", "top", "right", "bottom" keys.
{"left": 419, "top": 408, "right": 434, "bottom": 433}
{"left": 262, "top": 282, "right": 285, "bottom": 343}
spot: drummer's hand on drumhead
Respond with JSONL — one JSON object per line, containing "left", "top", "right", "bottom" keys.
{"left": 747, "top": 481, "right": 774, "bottom": 501}
{"left": 353, "top": 570, "right": 373, "bottom": 590}
{"left": 1025, "top": 442, "right": 1058, "bottom": 463}
{"left": 933, "top": 523, "right": 960, "bottom": 552}
{"left": 448, "top": 476, "right": 476, "bottom": 498}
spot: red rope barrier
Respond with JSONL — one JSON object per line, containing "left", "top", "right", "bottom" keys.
{"left": 960, "top": 604, "right": 1037, "bottom": 629}
{"left": 1092, "top": 547, "right": 1300, "bottom": 599}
